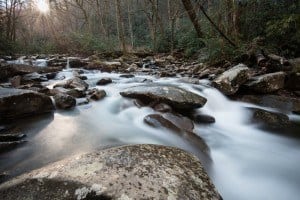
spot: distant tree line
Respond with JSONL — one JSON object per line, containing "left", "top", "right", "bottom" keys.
{"left": 0, "top": 0, "right": 299, "bottom": 59}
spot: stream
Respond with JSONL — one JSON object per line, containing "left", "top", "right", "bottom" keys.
{"left": 1, "top": 67, "right": 300, "bottom": 200}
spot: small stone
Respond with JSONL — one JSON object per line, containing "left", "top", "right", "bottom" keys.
{"left": 193, "top": 114, "right": 216, "bottom": 124}
{"left": 54, "top": 93, "right": 76, "bottom": 109}
{"left": 97, "top": 78, "right": 112, "bottom": 86}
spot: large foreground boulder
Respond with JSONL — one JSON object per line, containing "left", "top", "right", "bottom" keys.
{"left": 243, "top": 72, "right": 286, "bottom": 93}
{"left": 120, "top": 85, "right": 207, "bottom": 110}
{"left": 212, "top": 64, "right": 250, "bottom": 95}
{"left": 0, "top": 88, "right": 54, "bottom": 122}
{"left": 0, "top": 144, "right": 221, "bottom": 200}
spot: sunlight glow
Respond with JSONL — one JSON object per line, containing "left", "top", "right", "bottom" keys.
{"left": 36, "top": 0, "right": 50, "bottom": 14}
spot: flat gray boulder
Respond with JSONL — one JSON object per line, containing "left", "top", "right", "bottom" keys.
{"left": 0, "top": 144, "right": 221, "bottom": 200}
{"left": 244, "top": 72, "right": 286, "bottom": 93}
{"left": 0, "top": 88, "right": 54, "bottom": 122}
{"left": 120, "top": 85, "right": 207, "bottom": 110}
{"left": 212, "top": 64, "right": 250, "bottom": 95}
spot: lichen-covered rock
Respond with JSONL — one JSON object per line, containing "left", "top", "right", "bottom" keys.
{"left": 0, "top": 144, "right": 221, "bottom": 200}
{"left": 120, "top": 85, "right": 207, "bottom": 110}
{"left": 0, "top": 88, "right": 54, "bottom": 122}
{"left": 244, "top": 72, "right": 286, "bottom": 93}
{"left": 212, "top": 64, "right": 250, "bottom": 95}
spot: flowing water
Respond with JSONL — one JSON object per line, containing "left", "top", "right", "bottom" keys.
{"left": 1, "top": 68, "right": 300, "bottom": 200}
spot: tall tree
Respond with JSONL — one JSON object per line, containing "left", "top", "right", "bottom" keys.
{"left": 115, "top": 0, "right": 127, "bottom": 53}
{"left": 181, "top": 0, "right": 202, "bottom": 38}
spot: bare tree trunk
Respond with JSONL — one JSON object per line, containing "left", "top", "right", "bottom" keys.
{"left": 115, "top": 0, "right": 127, "bottom": 53}
{"left": 181, "top": 0, "right": 202, "bottom": 38}
{"left": 127, "top": 0, "right": 134, "bottom": 49}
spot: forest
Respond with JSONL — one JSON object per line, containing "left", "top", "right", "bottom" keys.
{"left": 0, "top": 1, "right": 300, "bottom": 200}
{"left": 0, "top": 0, "right": 299, "bottom": 60}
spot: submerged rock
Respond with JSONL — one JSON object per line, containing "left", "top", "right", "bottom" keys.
{"left": 244, "top": 72, "right": 286, "bottom": 93}
{"left": 22, "top": 72, "right": 48, "bottom": 83}
{"left": 54, "top": 93, "right": 76, "bottom": 110}
{"left": 212, "top": 64, "right": 250, "bottom": 95}
{"left": 251, "top": 108, "right": 290, "bottom": 128}
{"left": 88, "top": 89, "right": 106, "bottom": 101}
{"left": 96, "top": 78, "right": 112, "bottom": 85}
{"left": 0, "top": 144, "right": 221, "bottom": 200}
{"left": 0, "top": 88, "right": 54, "bottom": 122}
{"left": 120, "top": 85, "right": 207, "bottom": 110}
{"left": 144, "top": 114, "right": 208, "bottom": 153}
{"left": 0, "top": 141, "right": 27, "bottom": 153}
{"left": 192, "top": 114, "right": 216, "bottom": 124}
{"left": 237, "top": 94, "right": 300, "bottom": 114}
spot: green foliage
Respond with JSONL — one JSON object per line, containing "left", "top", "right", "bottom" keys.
{"left": 266, "top": 14, "right": 300, "bottom": 57}
{"left": 176, "top": 18, "right": 205, "bottom": 57}
{"left": 69, "top": 32, "right": 118, "bottom": 54}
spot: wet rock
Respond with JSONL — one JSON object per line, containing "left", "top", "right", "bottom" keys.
{"left": 85, "top": 61, "right": 121, "bottom": 72}
{"left": 285, "top": 73, "right": 300, "bottom": 91}
{"left": 0, "top": 141, "right": 27, "bottom": 153}
{"left": 144, "top": 115, "right": 209, "bottom": 153}
{"left": 244, "top": 72, "right": 286, "bottom": 93}
{"left": 96, "top": 78, "right": 112, "bottom": 85}
{"left": 54, "top": 93, "right": 76, "bottom": 109}
{"left": 18, "top": 83, "right": 50, "bottom": 94}
{"left": 0, "top": 64, "right": 38, "bottom": 81}
{"left": 153, "top": 103, "right": 172, "bottom": 113}
{"left": 159, "top": 71, "right": 176, "bottom": 77}
{"left": 144, "top": 114, "right": 181, "bottom": 132}
{"left": 0, "top": 64, "right": 62, "bottom": 81}
{"left": 180, "top": 77, "right": 199, "bottom": 84}
{"left": 212, "top": 64, "right": 250, "bottom": 95}
{"left": 45, "top": 72, "right": 57, "bottom": 80}
{"left": 237, "top": 94, "right": 300, "bottom": 114}
{"left": 0, "top": 88, "right": 54, "bottom": 122}
{"left": 22, "top": 72, "right": 48, "bottom": 83}
{"left": 88, "top": 89, "right": 106, "bottom": 101}
{"left": 120, "top": 85, "right": 207, "bottom": 110}
{"left": 68, "top": 58, "right": 88, "bottom": 68}
{"left": 163, "top": 113, "right": 194, "bottom": 132}
{"left": 10, "top": 76, "right": 22, "bottom": 87}
{"left": 192, "top": 114, "right": 216, "bottom": 124}
{"left": 251, "top": 108, "right": 290, "bottom": 128}
{"left": 54, "top": 77, "right": 89, "bottom": 92}
{"left": 50, "top": 87, "right": 85, "bottom": 98}
{"left": 120, "top": 74, "right": 135, "bottom": 78}
{"left": 0, "top": 144, "right": 221, "bottom": 200}
{"left": 0, "top": 134, "right": 26, "bottom": 142}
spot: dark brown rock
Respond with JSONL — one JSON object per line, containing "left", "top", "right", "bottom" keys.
{"left": 193, "top": 114, "right": 216, "bottom": 124}
{"left": 0, "top": 88, "right": 54, "bottom": 122}
{"left": 88, "top": 89, "right": 106, "bottom": 101}
{"left": 96, "top": 78, "right": 112, "bottom": 85}
{"left": 54, "top": 93, "right": 76, "bottom": 109}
